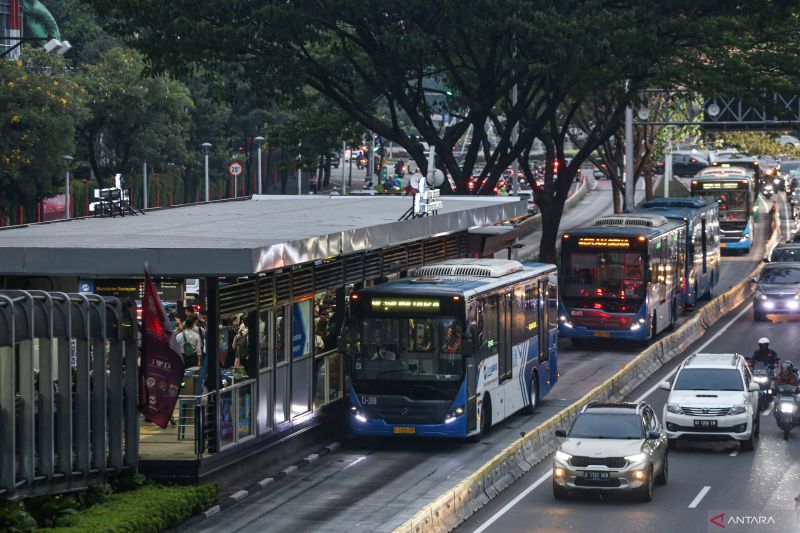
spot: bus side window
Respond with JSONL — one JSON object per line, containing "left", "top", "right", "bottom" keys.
{"left": 547, "top": 277, "right": 558, "bottom": 333}
{"left": 482, "top": 296, "right": 499, "bottom": 358}
{"left": 512, "top": 284, "right": 538, "bottom": 346}
{"left": 701, "top": 217, "right": 708, "bottom": 272}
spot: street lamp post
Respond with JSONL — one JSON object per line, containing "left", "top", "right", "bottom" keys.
{"left": 202, "top": 142, "right": 212, "bottom": 202}
{"left": 297, "top": 141, "right": 302, "bottom": 196}
{"left": 63, "top": 155, "right": 74, "bottom": 220}
{"left": 254, "top": 136, "right": 265, "bottom": 195}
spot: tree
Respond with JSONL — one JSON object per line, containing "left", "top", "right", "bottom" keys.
{"left": 0, "top": 50, "right": 82, "bottom": 219}
{"left": 77, "top": 47, "right": 193, "bottom": 188}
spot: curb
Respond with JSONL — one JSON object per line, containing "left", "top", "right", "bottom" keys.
{"left": 179, "top": 441, "right": 342, "bottom": 530}
{"left": 393, "top": 210, "right": 782, "bottom": 533}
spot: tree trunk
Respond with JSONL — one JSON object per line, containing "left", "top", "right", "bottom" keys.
{"left": 538, "top": 196, "right": 566, "bottom": 264}
{"left": 611, "top": 179, "right": 622, "bottom": 213}
{"left": 644, "top": 172, "right": 653, "bottom": 201}
{"left": 323, "top": 154, "right": 331, "bottom": 187}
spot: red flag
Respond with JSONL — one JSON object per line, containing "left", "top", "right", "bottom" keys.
{"left": 138, "top": 269, "right": 184, "bottom": 428}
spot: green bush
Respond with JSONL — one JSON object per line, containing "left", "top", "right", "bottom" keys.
{"left": 24, "top": 496, "right": 78, "bottom": 528}
{"left": 74, "top": 483, "right": 114, "bottom": 510}
{"left": 0, "top": 500, "right": 37, "bottom": 532}
{"left": 45, "top": 484, "right": 218, "bottom": 533}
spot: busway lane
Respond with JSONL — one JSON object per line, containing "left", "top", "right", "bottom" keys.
{"left": 459, "top": 297, "right": 800, "bottom": 533}
{"left": 191, "top": 194, "right": 784, "bottom": 533}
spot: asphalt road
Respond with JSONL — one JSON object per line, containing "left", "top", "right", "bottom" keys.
{"left": 458, "top": 299, "right": 800, "bottom": 533}
{"left": 191, "top": 192, "right": 784, "bottom": 533}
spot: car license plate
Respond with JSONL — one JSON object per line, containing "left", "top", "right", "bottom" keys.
{"left": 393, "top": 426, "right": 416, "bottom": 435}
{"left": 694, "top": 419, "right": 717, "bottom": 428}
{"left": 593, "top": 332, "right": 611, "bottom": 338}
{"left": 584, "top": 471, "right": 610, "bottom": 480}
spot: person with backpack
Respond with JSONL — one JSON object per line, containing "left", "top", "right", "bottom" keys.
{"left": 180, "top": 316, "right": 203, "bottom": 368}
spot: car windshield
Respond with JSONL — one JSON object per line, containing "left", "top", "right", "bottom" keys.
{"left": 563, "top": 251, "right": 645, "bottom": 302}
{"left": 781, "top": 161, "right": 800, "bottom": 173}
{"left": 353, "top": 317, "right": 465, "bottom": 381}
{"left": 759, "top": 267, "right": 800, "bottom": 284}
{"left": 569, "top": 413, "right": 644, "bottom": 439}
{"left": 770, "top": 248, "right": 800, "bottom": 262}
{"left": 673, "top": 368, "right": 743, "bottom": 391}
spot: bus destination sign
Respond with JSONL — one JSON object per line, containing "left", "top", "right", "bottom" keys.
{"left": 576, "top": 237, "right": 631, "bottom": 248}
{"left": 370, "top": 298, "right": 441, "bottom": 312}
{"left": 700, "top": 181, "right": 742, "bottom": 190}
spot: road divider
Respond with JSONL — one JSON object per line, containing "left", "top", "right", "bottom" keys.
{"left": 393, "top": 209, "right": 781, "bottom": 533}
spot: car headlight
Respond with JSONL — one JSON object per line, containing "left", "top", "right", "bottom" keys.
{"left": 666, "top": 403, "right": 682, "bottom": 415}
{"left": 779, "top": 402, "right": 797, "bottom": 414}
{"left": 728, "top": 405, "right": 747, "bottom": 415}
{"left": 555, "top": 450, "right": 573, "bottom": 462}
{"left": 753, "top": 376, "right": 768, "bottom": 384}
{"left": 630, "top": 323, "right": 641, "bottom": 331}
{"left": 789, "top": 300, "right": 800, "bottom": 310}
{"left": 624, "top": 452, "right": 648, "bottom": 463}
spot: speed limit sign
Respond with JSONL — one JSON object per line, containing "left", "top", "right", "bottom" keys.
{"left": 228, "top": 162, "right": 243, "bottom": 177}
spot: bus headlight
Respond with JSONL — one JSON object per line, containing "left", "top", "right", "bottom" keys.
{"left": 740, "top": 234, "right": 750, "bottom": 242}
{"left": 351, "top": 406, "right": 368, "bottom": 423}
{"left": 444, "top": 405, "right": 465, "bottom": 423}
{"left": 630, "top": 323, "right": 641, "bottom": 331}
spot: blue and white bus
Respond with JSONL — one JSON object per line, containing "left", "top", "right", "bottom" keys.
{"left": 347, "top": 259, "right": 558, "bottom": 441}
{"left": 559, "top": 214, "right": 686, "bottom": 343}
{"left": 633, "top": 198, "right": 720, "bottom": 307}
{"left": 690, "top": 174, "right": 754, "bottom": 253}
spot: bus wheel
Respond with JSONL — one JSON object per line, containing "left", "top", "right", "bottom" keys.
{"left": 467, "top": 395, "right": 491, "bottom": 443}
{"left": 522, "top": 373, "right": 538, "bottom": 415}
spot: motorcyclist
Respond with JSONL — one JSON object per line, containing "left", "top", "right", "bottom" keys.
{"left": 751, "top": 337, "right": 779, "bottom": 366}
{"left": 774, "top": 361, "right": 799, "bottom": 386}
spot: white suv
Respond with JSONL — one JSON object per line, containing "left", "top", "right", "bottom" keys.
{"left": 659, "top": 353, "right": 760, "bottom": 450}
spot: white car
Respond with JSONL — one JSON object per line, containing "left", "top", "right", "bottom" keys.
{"left": 660, "top": 353, "right": 760, "bottom": 450}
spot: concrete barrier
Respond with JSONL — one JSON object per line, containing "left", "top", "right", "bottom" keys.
{"left": 393, "top": 209, "right": 782, "bottom": 533}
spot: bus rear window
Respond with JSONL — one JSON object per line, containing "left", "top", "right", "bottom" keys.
{"left": 564, "top": 251, "right": 645, "bottom": 300}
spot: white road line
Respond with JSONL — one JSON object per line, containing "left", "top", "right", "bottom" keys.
{"left": 729, "top": 450, "right": 738, "bottom": 457}
{"left": 762, "top": 405, "right": 773, "bottom": 417}
{"left": 688, "top": 486, "right": 711, "bottom": 508}
{"left": 342, "top": 456, "right": 366, "bottom": 470}
{"left": 635, "top": 303, "right": 754, "bottom": 402}
{"left": 472, "top": 471, "right": 552, "bottom": 533}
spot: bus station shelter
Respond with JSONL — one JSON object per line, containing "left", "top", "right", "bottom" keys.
{"left": 0, "top": 194, "right": 524, "bottom": 487}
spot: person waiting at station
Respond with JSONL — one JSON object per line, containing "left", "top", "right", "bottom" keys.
{"left": 370, "top": 343, "right": 396, "bottom": 360}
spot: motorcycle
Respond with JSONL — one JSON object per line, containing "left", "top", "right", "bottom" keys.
{"left": 751, "top": 361, "right": 776, "bottom": 410}
{"left": 773, "top": 383, "right": 799, "bottom": 440}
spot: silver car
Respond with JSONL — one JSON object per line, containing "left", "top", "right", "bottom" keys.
{"left": 553, "top": 401, "right": 668, "bottom": 501}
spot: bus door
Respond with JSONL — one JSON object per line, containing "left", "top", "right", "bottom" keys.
{"left": 498, "top": 291, "right": 513, "bottom": 384}
{"left": 701, "top": 217, "right": 708, "bottom": 274}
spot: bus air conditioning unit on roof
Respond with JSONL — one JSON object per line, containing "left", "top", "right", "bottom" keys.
{"left": 594, "top": 215, "right": 669, "bottom": 227}
{"left": 413, "top": 259, "right": 524, "bottom": 278}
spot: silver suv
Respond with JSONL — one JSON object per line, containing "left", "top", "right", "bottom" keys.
{"left": 553, "top": 401, "right": 668, "bottom": 501}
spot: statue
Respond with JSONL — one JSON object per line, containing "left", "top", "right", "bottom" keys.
{"left": 22, "top": 0, "right": 61, "bottom": 41}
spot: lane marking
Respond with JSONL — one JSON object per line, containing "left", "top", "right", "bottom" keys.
{"left": 342, "top": 456, "right": 366, "bottom": 470}
{"left": 688, "top": 486, "right": 711, "bottom": 508}
{"left": 729, "top": 450, "right": 738, "bottom": 457}
{"left": 472, "top": 471, "right": 552, "bottom": 533}
{"left": 762, "top": 405, "right": 773, "bottom": 417}
{"left": 635, "top": 303, "right": 754, "bottom": 402}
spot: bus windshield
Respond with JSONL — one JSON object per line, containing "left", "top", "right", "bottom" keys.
{"left": 696, "top": 190, "right": 747, "bottom": 221}
{"left": 564, "top": 251, "right": 645, "bottom": 304}
{"left": 353, "top": 317, "right": 465, "bottom": 381}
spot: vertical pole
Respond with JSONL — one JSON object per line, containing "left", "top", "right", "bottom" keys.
{"left": 624, "top": 105, "right": 635, "bottom": 211}
{"left": 512, "top": 83, "right": 519, "bottom": 196}
{"left": 348, "top": 150, "right": 353, "bottom": 187}
{"left": 665, "top": 142, "right": 673, "bottom": 198}
{"left": 143, "top": 162, "right": 148, "bottom": 209}
{"left": 297, "top": 141, "right": 302, "bottom": 196}
{"left": 368, "top": 134, "right": 374, "bottom": 183}
{"left": 234, "top": 175, "right": 238, "bottom": 198}
{"left": 341, "top": 140, "right": 347, "bottom": 195}
{"left": 257, "top": 145, "right": 263, "bottom": 195}
{"left": 65, "top": 169, "right": 71, "bottom": 220}
{"left": 427, "top": 145, "right": 437, "bottom": 187}
{"left": 204, "top": 152, "right": 210, "bottom": 202}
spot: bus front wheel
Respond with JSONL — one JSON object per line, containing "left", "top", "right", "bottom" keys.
{"left": 467, "top": 395, "right": 491, "bottom": 443}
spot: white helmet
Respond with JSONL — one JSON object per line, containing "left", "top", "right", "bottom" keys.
{"left": 758, "top": 337, "right": 770, "bottom": 345}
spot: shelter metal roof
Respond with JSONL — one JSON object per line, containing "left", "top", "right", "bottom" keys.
{"left": 0, "top": 195, "right": 524, "bottom": 277}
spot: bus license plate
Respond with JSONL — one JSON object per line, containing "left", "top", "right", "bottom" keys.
{"left": 593, "top": 332, "right": 611, "bottom": 338}
{"left": 584, "top": 471, "right": 609, "bottom": 480}
{"left": 393, "top": 426, "right": 416, "bottom": 435}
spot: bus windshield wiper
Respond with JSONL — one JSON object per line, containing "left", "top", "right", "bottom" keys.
{"left": 377, "top": 369, "right": 410, "bottom": 377}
